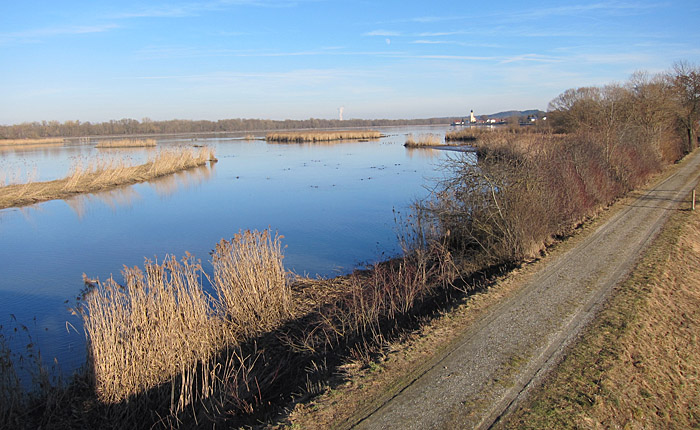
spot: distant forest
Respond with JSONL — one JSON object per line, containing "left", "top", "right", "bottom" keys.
{"left": 0, "top": 117, "right": 459, "bottom": 139}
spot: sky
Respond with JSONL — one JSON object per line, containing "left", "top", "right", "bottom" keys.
{"left": 1, "top": 0, "right": 699, "bottom": 124}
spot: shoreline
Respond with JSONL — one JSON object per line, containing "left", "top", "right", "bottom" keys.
{"left": 0, "top": 147, "right": 216, "bottom": 210}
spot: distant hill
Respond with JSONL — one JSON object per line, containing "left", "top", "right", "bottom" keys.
{"left": 486, "top": 110, "right": 545, "bottom": 119}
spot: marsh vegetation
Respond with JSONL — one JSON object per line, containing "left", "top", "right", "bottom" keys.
{"left": 95, "top": 138, "right": 157, "bottom": 148}
{"left": 403, "top": 133, "right": 443, "bottom": 147}
{"left": 265, "top": 130, "right": 381, "bottom": 142}
{"left": 0, "top": 146, "right": 216, "bottom": 209}
{"left": 2, "top": 62, "right": 699, "bottom": 428}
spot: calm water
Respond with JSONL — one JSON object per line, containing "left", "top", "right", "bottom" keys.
{"left": 0, "top": 125, "right": 453, "bottom": 376}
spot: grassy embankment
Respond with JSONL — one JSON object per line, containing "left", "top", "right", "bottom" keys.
{"left": 500, "top": 205, "right": 700, "bottom": 429}
{"left": 0, "top": 146, "right": 216, "bottom": 209}
{"left": 265, "top": 130, "right": 381, "bottom": 142}
{"left": 95, "top": 138, "right": 157, "bottom": 148}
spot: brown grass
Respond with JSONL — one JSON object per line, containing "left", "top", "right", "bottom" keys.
{"left": 78, "top": 229, "right": 292, "bottom": 416}
{"left": 95, "top": 138, "right": 157, "bottom": 148}
{"left": 0, "top": 146, "right": 216, "bottom": 209}
{"left": 212, "top": 230, "right": 292, "bottom": 337}
{"left": 0, "top": 138, "right": 64, "bottom": 146}
{"left": 266, "top": 130, "right": 381, "bottom": 142}
{"left": 501, "top": 207, "right": 700, "bottom": 429}
{"left": 403, "top": 133, "right": 443, "bottom": 147}
{"left": 444, "top": 128, "right": 483, "bottom": 142}
{"left": 80, "top": 256, "right": 224, "bottom": 408}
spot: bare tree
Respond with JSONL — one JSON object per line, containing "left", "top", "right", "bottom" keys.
{"left": 670, "top": 61, "right": 700, "bottom": 152}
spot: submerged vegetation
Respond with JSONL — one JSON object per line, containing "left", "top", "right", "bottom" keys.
{"left": 95, "top": 138, "right": 157, "bottom": 148}
{"left": 266, "top": 130, "right": 381, "bottom": 142}
{"left": 0, "top": 146, "right": 216, "bottom": 209}
{"left": 2, "top": 62, "right": 699, "bottom": 428}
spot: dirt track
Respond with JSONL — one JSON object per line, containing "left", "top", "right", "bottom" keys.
{"left": 349, "top": 150, "right": 700, "bottom": 430}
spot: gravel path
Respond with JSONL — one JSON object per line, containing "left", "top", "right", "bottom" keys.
{"left": 351, "top": 150, "right": 700, "bottom": 430}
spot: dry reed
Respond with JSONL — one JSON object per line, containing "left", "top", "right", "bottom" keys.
{"left": 96, "top": 138, "right": 157, "bottom": 148}
{"left": 403, "top": 133, "right": 443, "bottom": 147}
{"left": 0, "top": 146, "right": 216, "bottom": 209}
{"left": 444, "top": 128, "right": 484, "bottom": 142}
{"left": 80, "top": 255, "right": 224, "bottom": 408}
{"left": 213, "top": 230, "right": 292, "bottom": 337}
{"left": 266, "top": 130, "right": 381, "bottom": 143}
{"left": 78, "top": 229, "right": 291, "bottom": 416}
{"left": 0, "top": 138, "right": 63, "bottom": 146}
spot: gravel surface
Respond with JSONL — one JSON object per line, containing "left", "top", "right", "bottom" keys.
{"left": 351, "top": 150, "right": 700, "bottom": 430}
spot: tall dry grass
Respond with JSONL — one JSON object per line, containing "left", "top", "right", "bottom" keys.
{"left": 78, "top": 229, "right": 291, "bottom": 417}
{"left": 0, "top": 138, "right": 63, "bottom": 146}
{"left": 266, "top": 130, "right": 381, "bottom": 142}
{"left": 444, "top": 128, "right": 483, "bottom": 142}
{"left": 0, "top": 146, "right": 216, "bottom": 209}
{"left": 213, "top": 230, "right": 292, "bottom": 337}
{"left": 403, "top": 133, "right": 443, "bottom": 147}
{"left": 96, "top": 138, "right": 157, "bottom": 148}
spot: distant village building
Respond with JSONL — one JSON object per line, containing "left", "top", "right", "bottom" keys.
{"left": 470, "top": 110, "right": 476, "bottom": 124}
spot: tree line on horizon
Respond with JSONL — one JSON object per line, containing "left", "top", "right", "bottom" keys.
{"left": 0, "top": 116, "right": 456, "bottom": 140}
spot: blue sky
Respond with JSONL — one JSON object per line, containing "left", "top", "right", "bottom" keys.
{"left": 1, "top": 0, "right": 699, "bottom": 124}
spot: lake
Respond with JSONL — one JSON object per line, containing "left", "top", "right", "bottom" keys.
{"left": 0, "top": 125, "right": 455, "bottom": 378}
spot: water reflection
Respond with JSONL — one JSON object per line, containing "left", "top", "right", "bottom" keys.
{"left": 63, "top": 164, "right": 216, "bottom": 218}
{"left": 404, "top": 146, "right": 439, "bottom": 160}
{"left": 150, "top": 164, "right": 215, "bottom": 198}
{"left": 65, "top": 187, "right": 142, "bottom": 219}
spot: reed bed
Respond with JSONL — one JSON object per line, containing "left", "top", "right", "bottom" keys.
{"left": 81, "top": 256, "right": 224, "bottom": 407}
{"left": 96, "top": 138, "right": 157, "bottom": 148}
{"left": 213, "top": 230, "right": 292, "bottom": 337}
{"left": 444, "top": 128, "right": 484, "bottom": 142}
{"left": 403, "top": 133, "right": 443, "bottom": 147}
{"left": 78, "top": 229, "right": 291, "bottom": 415}
{"left": 0, "top": 146, "right": 216, "bottom": 209}
{"left": 0, "top": 138, "right": 63, "bottom": 146}
{"left": 266, "top": 130, "right": 381, "bottom": 143}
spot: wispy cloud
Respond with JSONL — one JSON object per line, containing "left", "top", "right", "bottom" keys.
{"left": 411, "top": 39, "right": 502, "bottom": 48}
{"left": 0, "top": 24, "right": 119, "bottom": 44}
{"left": 500, "top": 54, "right": 563, "bottom": 64}
{"left": 411, "top": 40, "right": 450, "bottom": 45}
{"left": 417, "top": 31, "right": 470, "bottom": 37}
{"left": 364, "top": 30, "right": 402, "bottom": 37}
{"left": 111, "top": 0, "right": 313, "bottom": 19}
{"left": 510, "top": 1, "right": 665, "bottom": 20}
